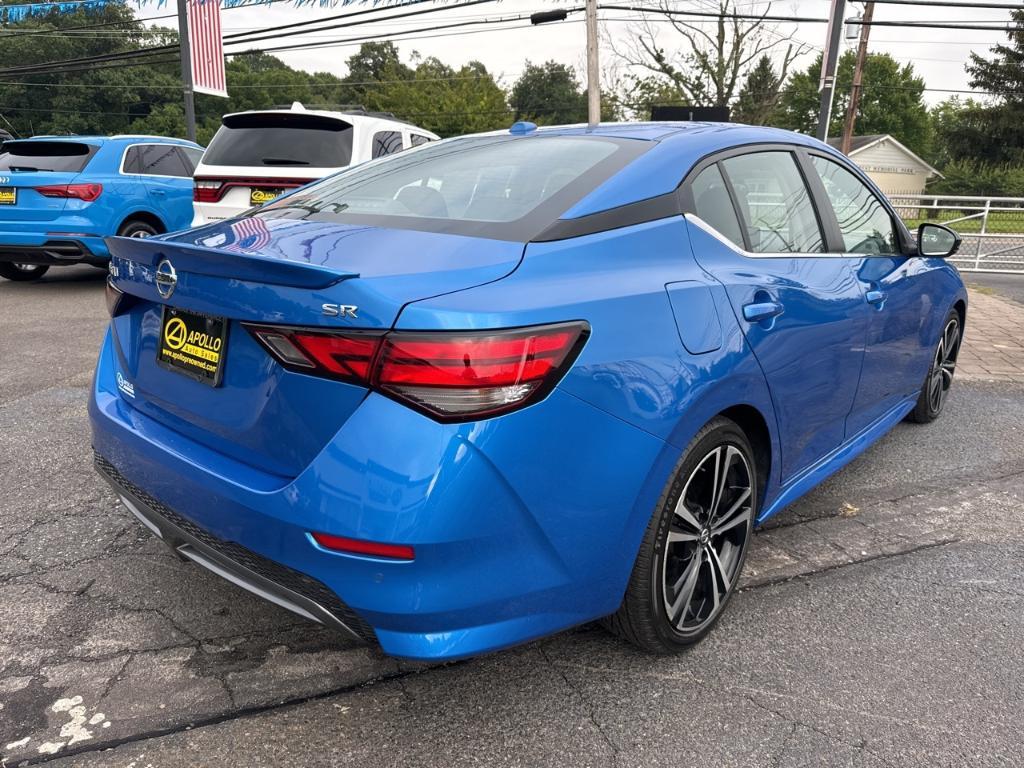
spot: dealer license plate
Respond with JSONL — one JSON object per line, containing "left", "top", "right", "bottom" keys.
{"left": 157, "top": 307, "right": 228, "bottom": 386}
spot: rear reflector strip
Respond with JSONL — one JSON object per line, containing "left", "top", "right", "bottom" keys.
{"left": 244, "top": 321, "right": 589, "bottom": 422}
{"left": 310, "top": 532, "right": 415, "bottom": 560}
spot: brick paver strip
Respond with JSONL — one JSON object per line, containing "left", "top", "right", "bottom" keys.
{"left": 959, "top": 287, "right": 1024, "bottom": 383}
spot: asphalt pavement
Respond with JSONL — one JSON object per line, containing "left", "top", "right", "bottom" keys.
{"left": 1, "top": 265, "right": 1023, "bottom": 767}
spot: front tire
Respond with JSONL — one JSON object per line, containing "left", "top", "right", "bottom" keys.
{"left": 0, "top": 262, "right": 49, "bottom": 281}
{"left": 605, "top": 416, "right": 757, "bottom": 653}
{"left": 908, "top": 309, "right": 960, "bottom": 424}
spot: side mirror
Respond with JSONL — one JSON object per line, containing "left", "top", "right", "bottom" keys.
{"left": 917, "top": 223, "right": 961, "bottom": 259}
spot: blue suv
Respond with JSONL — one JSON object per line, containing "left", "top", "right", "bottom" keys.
{"left": 0, "top": 135, "right": 203, "bottom": 281}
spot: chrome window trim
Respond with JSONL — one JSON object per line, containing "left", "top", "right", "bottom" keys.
{"left": 118, "top": 142, "right": 195, "bottom": 179}
{"left": 685, "top": 213, "right": 852, "bottom": 259}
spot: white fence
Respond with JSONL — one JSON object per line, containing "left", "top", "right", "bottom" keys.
{"left": 888, "top": 194, "right": 1024, "bottom": 273}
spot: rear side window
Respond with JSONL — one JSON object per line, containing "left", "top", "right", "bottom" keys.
{"left": 202, "top": 113, "right": 354, "bottom": 168}
{"left": 372, "top": 131, "right": 404, "bottom": 159}
{"left": 410, "top": 134, "right": 431, "bottom": 147}
{"left": 810, "top": 156, "right": 899, "bottom": 255}
{"left": 721, "top": 152, "right": 825, "bottom": 254}
{"left": 0, "top": 141, "right": 98, "bottom": 172}
{"left": 691, "top": 165, "right": 745, "bottom": 247}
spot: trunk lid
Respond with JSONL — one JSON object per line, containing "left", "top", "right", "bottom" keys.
{"left": 106, "top": 216, "right": 524, "bottom": 478}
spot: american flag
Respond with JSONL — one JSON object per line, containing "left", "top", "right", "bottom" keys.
{"left": 225, "top": 216, "right": 273, "bottom": 253}
{"left": 188, "top": 0, "right": 228, "bottom": 98}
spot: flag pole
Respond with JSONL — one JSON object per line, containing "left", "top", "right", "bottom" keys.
{"left": 177, "top": 0, "right": 197, "bottom": 142}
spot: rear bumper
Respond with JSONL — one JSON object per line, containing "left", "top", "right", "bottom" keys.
{"left": 90, "top": 326, "right": 671, "bottom": 660}
{"left": 0, "top": 234, "right": 109, "bottom": 265}
{"left": 95, "top": 453, "right": 374, "bottom": 643}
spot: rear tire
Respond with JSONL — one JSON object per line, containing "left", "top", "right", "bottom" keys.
{"left": 117, "top": 219, "right": 159, "bottom": 239}
{"left": 604, "top": 416, "right": 758, "bottom": 653}
{"left": 908, "top": 309, "right": 960, "bottom": 424}
{"left": 0, "top": 262, "right": 49, "bottom": 281}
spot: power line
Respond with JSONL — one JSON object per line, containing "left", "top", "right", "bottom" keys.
{"left": 599, "top": 4, "right": 1017, "bottom": 32}
{"left": 0, "top": 0, "right": 499, "bottom": 78}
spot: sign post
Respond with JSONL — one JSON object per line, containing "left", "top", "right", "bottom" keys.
{"left": 177, "top": 0, "right": 197, "bottom": 142}
{"left": 816, "top": 0, "right": 846, "bottom": 141}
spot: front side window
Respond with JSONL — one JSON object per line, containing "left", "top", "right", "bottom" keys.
{"left": 811, "top": 155, "right": 900, "bottom": 255}
{"left": 262, "top": 136, "right": 622, "bottom": 227}
{"left": 410, "top": 134, "right": 431, "bottom": 147}
{"left": 690, "top": 164, "right": 745, "bottom": 247}
{"left": 721, "top": 151, "right": 825, "bottom": 254}
{"left": 372, "top": 131, "right": 404, "bottom": 159}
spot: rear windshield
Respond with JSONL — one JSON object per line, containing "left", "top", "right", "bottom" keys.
{"left": 202, "top": 113, "right": 354, "bottom": 168}
{"left": 0, "top": 141, "right": 98, "bottom": 172}
{"left": 258, "top": 135, "right": 645, "bottom": 240}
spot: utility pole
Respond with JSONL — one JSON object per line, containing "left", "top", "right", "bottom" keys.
{"left": 586, "top": 0, "right": 600, "bottom": 128}
{"left": 840, "top": 2, "right": 874, "bottom": 154}
{"left": 177, "top": 0, "right": 197, "bottom": 142}
{"left": 816, "top": 0, "right": 846, "bottom": 141}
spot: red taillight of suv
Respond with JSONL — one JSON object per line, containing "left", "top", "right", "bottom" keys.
{"left": 35, "top": 183, "right": 103, "bottom": 202}
{"left": 245, "top": 322, "right": 589, "bottom": 421}
{"left": 193, "top": 179, "right": 223, "bottom": 203}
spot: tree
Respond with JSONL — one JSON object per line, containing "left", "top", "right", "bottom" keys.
{"left": 932, "top": 11, "right": 1024, "bottom": 165}
{"left": 774, "top": 51, "right": 931, "bottom": 157}
{"left": 0, "top": 3, "right": 182, "bottom": 137}
{"left": 372, "top": 57, "right": 509, "bottom": 137}
{"left": 610, "top": 0, "right": 807, "bottom": 112}
{"left": 509, "top": 61, "right": 587, "bottom": 125}
{"left": 967, "top": 10, "right": 1024, "bottom": 108}
{"left": 732, "top": 55, "right": 781, "bottom": 125}
{"left": 336, "top": 41, "right": 413, "bottom": 110}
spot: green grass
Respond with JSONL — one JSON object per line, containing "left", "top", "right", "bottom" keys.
{"left": 899, "top": 210, "right": 1024, "bottom": 235}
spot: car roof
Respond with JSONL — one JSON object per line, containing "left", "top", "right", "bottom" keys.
{"left": 5, "top": 135, "right": 202, "bottom": 148}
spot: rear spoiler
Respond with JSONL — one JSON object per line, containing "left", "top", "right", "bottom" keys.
{"left": 105, "top": 235, "right": 358, "bottom": 290}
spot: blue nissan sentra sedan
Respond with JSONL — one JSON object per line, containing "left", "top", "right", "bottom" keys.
{"left": 91, "top": 122, "right": 966, "bottom": 660}
{"left": 0, "top": 135, "right": 202, "bottom": 281}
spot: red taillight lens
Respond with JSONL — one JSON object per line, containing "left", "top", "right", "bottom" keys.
{"left": 35, "top": 183, "right": 102, "bottom": 202}
{"left": 193, "top": 179, "right": 223, "bottom": 203}
{"left": 310, "top": 532, "right": 414, "bottom": 560}
{"left": 376, "top": 326, "right": 585, "bottom": 418}
{"left": 245, "top": 322, "right": 588, "bottom": 422}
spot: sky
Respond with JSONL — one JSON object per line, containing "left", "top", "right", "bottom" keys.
{"left": 168, "top": 0, "right": 1018, "bottom": 108}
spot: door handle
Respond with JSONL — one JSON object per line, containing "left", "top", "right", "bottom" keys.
{"left": 151, "top": 189, "right": 166, "bottom": 197}
{"left": 743, "top": 301, "right": 785, "bottom": 323}
{"left": 865, "top": 289, "right": 887, "bottom": 306}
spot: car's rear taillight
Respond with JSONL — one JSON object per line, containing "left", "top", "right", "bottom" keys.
{"left": 245, "top": 322, "right": 589, "bottom": 422}
{"left": 193, "top": 179, "right": 223, "bottom": 203}
{"left": 35, "top": 183, "right": 102, "bottom": 202}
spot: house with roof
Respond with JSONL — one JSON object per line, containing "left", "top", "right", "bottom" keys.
{"left": 827, "top": 134, "right": 942, "bottom": 197}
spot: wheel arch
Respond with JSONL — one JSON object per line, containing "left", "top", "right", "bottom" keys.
{"left": 952, "top": 297, "right": 966, "bottom": 330}
{"left": 718, "top": 404, "right": 772, "bottom": 508}
{"left": 117, "top": 210, "right": 166, "bottom": 235}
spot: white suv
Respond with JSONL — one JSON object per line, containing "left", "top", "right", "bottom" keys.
{"left": 191, "top": 102, "right": 439, "bottom": 225}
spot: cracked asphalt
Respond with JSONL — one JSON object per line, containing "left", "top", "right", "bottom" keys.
{"left": 2, "top": 265, "right": 1023, "bottom": 767}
